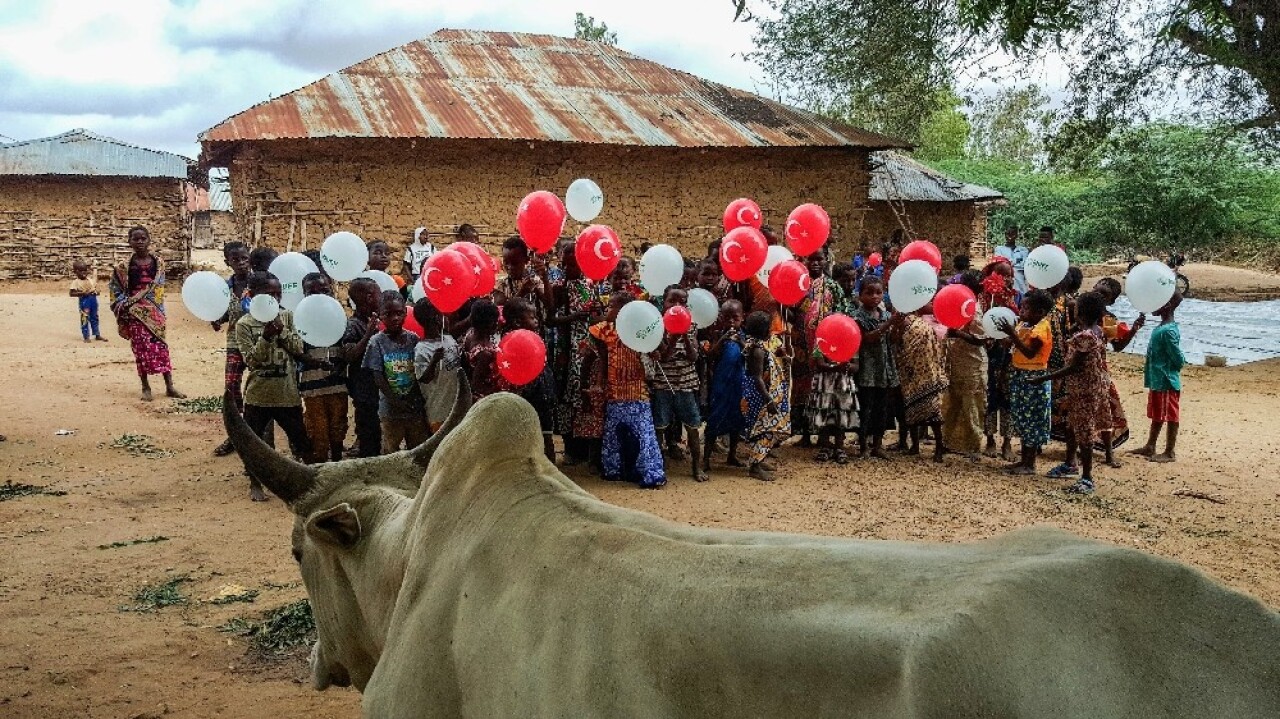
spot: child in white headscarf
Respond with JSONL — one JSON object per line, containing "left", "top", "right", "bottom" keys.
{"left": 402, "top": 227, "right": 435, "bottom": 286}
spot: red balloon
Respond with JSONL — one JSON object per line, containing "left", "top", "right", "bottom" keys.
{"left": 663, "top": 305, "right": 693, "bottom": 335}
{"left": 785, "top": 204, "right": 830, "bottom": 256}
{"left": 403, "top": 311, "right": 425, "bottom": 338}
{"left": 815, "top": 314, "right": 862, "bottom": 363}
{"left": 574, "top": 224, "right": 621, "bottom": 281}
{"left": 767, "top": 259, "right": 811, "bottom": 306}
{"left": 933, "top": 284, "right": 978, "bottom": 330}
{"left": 446, "top": 241, "right": 496, "bottom": 297}
{"left": 420, "top": 250, "right": 478, "bottom": 314}
{"left": 516, "top": 191, "right": 566, "bottom": 253}
{"left": 719, "top": 226, "right": 768, "bottom": 282}
{"left": 722, "top": 198, "right": 763, "bottom": 233}
{"left": 867, "top": 252, "right": 882, "bottom": 268}
{"left": 496, "top": 329, "right": 546, "bottom": 387}
{"left": 900, "top": 240, "right": 942, "bottom": 271}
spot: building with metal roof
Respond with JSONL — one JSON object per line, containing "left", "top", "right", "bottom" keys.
{"left": 199, "top": 29, "right": 906, "bottom": 258}
{"left": 863, "top": 151, "right": 1006, "bottom": 262}
{"left": 0, "top": 130, "right": 195, "bottom": 279}
{"left": 0, "top": 129, "right": 192, "bottom": 179}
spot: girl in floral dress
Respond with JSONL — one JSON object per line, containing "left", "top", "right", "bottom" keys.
{"left": 109, "top": 226, "right": 184, "bottom": 402}
{"left": 1041, "top": 291, "right": 1114, "bottom": 494}
{"left": 741, "top": 311, "right": 791, "bottom": 481}
{"left": 550, "top": 245, "right": 598, "bottom": 464}
{"left": 791, "top": 249, "right": 841, "bottom": 449}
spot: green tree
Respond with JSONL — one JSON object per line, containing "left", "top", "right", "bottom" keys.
{"left": 574, "top": 13, "right": 618, "bottom": 45}
{"left": 915, "top": 89, "right": 971, "bottom": 162}
{"left": 748, "top": 0, "right": 976, "bottom": 145}
{"left": 967, "top": 85, "right": 1052, "bottom": 166}
{"left": 738, "top": 0, "right": 1279, "bottom": 142}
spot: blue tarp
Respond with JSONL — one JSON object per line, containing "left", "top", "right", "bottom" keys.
{"left": 1110, "top": 297, "right": 1280, "bottom": 367}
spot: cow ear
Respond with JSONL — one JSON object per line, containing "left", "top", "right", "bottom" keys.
{"left": 306, "top": 503, "right": 361, "bottom": 548}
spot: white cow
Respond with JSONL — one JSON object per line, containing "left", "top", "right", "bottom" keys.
{"left": 226, "top": 381, "right": 1280, "bottom": 718}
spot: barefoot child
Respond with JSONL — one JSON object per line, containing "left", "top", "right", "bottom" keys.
{"left": 851, "top": 277, "right": 898, "bottom": 459}
{"left": 587, "top": 293, "right": 666, "bottom": 488}
{"left": 235, "top": 271, "right": 312, "bottom": 501}
{"left": 340, "top": 277, "right": 382, "bottom": 458}
{"left": 363, "top": 291, "right": 427, "bottom": 453}
{"left": 703, "top": 300, "right": 747, "bottom": 473}
{"left": 652, "top": 286, "right": 707, "bottom": 482}
{"left": 412, "top": 299, "right": 460, "bottom": 434}
{"left": 1133, "top": 292, "right": 1184, "bottom": 463}
{"left": 996, "top": 290, "right": 1054, "bottom": 475}
{"left": 212, "top": 242, "right": 252, "bottom": 456}
{"left": 69, "top": 259, "right": 107, "bottom": 343}
{"left": 1091, "top": 277, "right": 1139, "bottom": 466}
{"left": 981, "top": 258, "right": 1019, "bottom": 459}
{"left": 1040, "top": 291, "right": 1114, "bottom": 494}
{"left": 891, "top": 302, "right": 948, "bottom": 463}
{"left": 741, "top": 310, "right": 791, "bottom": 481}
{"left": 298, "top": 273, "right": 348, "bottom": 463}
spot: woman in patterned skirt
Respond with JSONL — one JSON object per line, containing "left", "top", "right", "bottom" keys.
{"left": 109, "top": 226, "right": 184, "bottom": 402}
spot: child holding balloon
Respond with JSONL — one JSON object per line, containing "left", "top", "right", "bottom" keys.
{"left": 652, "top": 287, "right": 706, "bottom": 482}
{"left": 995, "top": 289, "right": 1055, "bottom": 476}
{"left": 298, "top": 273, "right": 349, "bottom": 463}
{"left": 851, "top": 277, "right": 898, "bottom": 459}
{"left": 235, "top": 271, "right": 313, "bottom": 501}
{"left": 586, "top": 293, "right": 666, "bottom": 488}
{"left": 340, "top": 277, "right": 383, "bottom": 458}
{"left": 1132, "top": 292, "right": 1184, "bottom": 463}
{"left": 942, "top": 272, "right": 989, "bottom": 458}
{"left": 412, "top": 299, "right": 460, "bottom": 435}
{"left": 503, "top": 298, "right": 557, "bottom": 463}
{"left": 363, "top": 291, "right": 427, "bottom": 453}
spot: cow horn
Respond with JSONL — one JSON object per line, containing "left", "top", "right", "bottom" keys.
{"left": 408, "top": 370, "right": 473, "bottom": 468}
{"left": 222, "top": 392, "right": 317, "bottom": 504}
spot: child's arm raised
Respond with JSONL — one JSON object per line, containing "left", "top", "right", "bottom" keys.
{"left": 997, "top": 318, "right": 1044, "bottom": 360}
{"left": 1111, "top": 314, "right": 1144, "bottom": 352}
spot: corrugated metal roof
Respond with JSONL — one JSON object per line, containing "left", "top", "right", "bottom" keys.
{"left": 869, "top": 151, "right": 1003, "bottom": 203}
{"left": 0, "top": 129, "right": 192, "bottom": 178}
{"left": 207, "top": 167, "right": 232, "bottom": 211}
{"left": 200, "top": 29, "right": 904, "bottom": 150}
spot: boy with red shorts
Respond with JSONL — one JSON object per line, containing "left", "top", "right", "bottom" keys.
{"left": 1133, "top": 292, "right": 1184, "bottom": 462}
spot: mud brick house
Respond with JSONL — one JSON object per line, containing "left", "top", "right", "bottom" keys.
{"left": 0, "top": 129, "right": 195, "bottom": 279}
{"left": 186, "top": 169, "right": 235, "bottom": 249}
{"left": 198, "top": 29, "right": 905, "bottom": 261}
{"left": 865, "top": 151, "right": 1004, "bottom": 262}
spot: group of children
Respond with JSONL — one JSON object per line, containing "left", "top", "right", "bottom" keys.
{"left": 205, "top": 227, "right": 1185, "bottom": 500}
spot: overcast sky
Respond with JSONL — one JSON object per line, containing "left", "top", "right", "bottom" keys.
{"left": 0, "top": 0, "right": 772, "bottom": 159}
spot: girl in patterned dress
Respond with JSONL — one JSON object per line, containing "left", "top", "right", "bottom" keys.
{"left": 994, "top": 290, "right": 1055, "bottom": 476}
{"left": 702, "top": 300, "right": 747, "bottom": 472}
{"left": 791, "top": 249, "right": 841, "bottom": 448}
{"left": 805, "top": 262, "right": 857, "bottom": 463}
{"left": 1041, "top": 292, "right": 1114, "bottom": 494}
{"left": 550, "top": 245, "right": 599, "bottom": 464}
{"left": 891, "top": 306, "right": 950, "bottom": 463}
{"left": 109, "top": 226, "right": 185, "bottom": 402}
{"left": 741, "top": 311, "right": 792, "bottom": 481}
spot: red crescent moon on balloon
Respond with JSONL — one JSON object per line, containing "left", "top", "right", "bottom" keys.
{"left": 798, "top": 274, "right": 810, "bottom": 295}
{"left": 785, "top": 219, "right": 803, "bottom": 240}
{"left": 961, "top": 298, "right": 976, "bottom": 318}
{"left": 736, "top": 206, "right": 753, "bottom": 225}
{"left": 422, "top": 266, "right": 442, "bottom": 293}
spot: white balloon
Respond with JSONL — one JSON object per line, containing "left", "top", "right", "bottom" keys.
{"left": 565, "top": 178, "right": 604, "bottom": 223}
{"left": 280, "top": 290, "right": 304, "bottom": 311}
{"left": 1125, "top": 260, "right": 1178, "bottom": 314}
{"left": 638, "top": 244, "right": 684, "bottom": 295}
{"left": 616, "top": 300, "right": 664, "bottom": 354}
{"left": 981, "top": 306, "right": 1019, "bottom": 339}
{"left": 181, "top": 271, "right": 232, "bottom": 322}
{"left": 407, "top": 277, "right": 425, "bottom": 302}
{"left": 293, "top": 294, "right": 347, "bottom": 347}
{"left": 248, "top": 294, "right": 280, "bottom": 323}
{"left": 359, "top": 269, "right": 399, "bottom": 294}
{"left": 320, "top": 231, "right": 369, "bottom": 282}
{"left": 1025, "top": 244, "right": 1070, "bottom": 290}
{"left": 887, "top": 259, "right": 939, "bottom": 313}
{"left": 269, "top": 252, "right": 321, "bottom": 297}
{"left": 687, "top": 288, "right": 720, "bottom": 329}
{"left": 756, "top": 245, "right": 795, "bottom": 284}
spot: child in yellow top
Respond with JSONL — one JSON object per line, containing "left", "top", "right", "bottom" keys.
{"left": 69, "top": 259, "right": 107, "bottom": 343}
{"left": 995, "top": 290, "right": 1054, "bottom": 475}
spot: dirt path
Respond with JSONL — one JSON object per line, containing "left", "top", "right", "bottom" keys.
{"left": 1086, "top": 261, "right": 1280, "bottom": 301}
{"left": 2, "top": 274, "right": 1278, "bottom": 718}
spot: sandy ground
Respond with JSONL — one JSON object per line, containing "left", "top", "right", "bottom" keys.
{"left": 1085, "top": 261, "right": 1280, "bottom": 301}
{"left": 3, "top": 268, "right": 1279, "bottom": 718}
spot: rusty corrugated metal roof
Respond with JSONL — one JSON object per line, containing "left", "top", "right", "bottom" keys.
{"left": 200, "top": 29, "right": 904, "bottom": 150}
{"left": 0, "top": 129, "right": 191, "bottom": 178}
{"left": 869, "top": 151, "right": 1003, "bottom": 203}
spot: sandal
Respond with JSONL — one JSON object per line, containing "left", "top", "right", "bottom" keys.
{"left": 1046, "top": 463, "right": 1080, "bottom": 479}
{"left": 833, "top": 449, "right": 850, "bottom": 465}
{"left": 814, "top": 448, "right": 832, "bottom": 462}
{"left": 1065, "top": 477, "right": 1095, "bottom": 494}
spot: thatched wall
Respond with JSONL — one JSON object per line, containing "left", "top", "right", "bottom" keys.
{"left": 216, "top": 138, "right": 876, "bottom": 262}
{"left": 0, "top": 176, "right": 190, "bottom": 280}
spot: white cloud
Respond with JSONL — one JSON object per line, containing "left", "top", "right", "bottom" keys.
{"left": 0, "top": 0, "right": 770, "bottom": 158}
